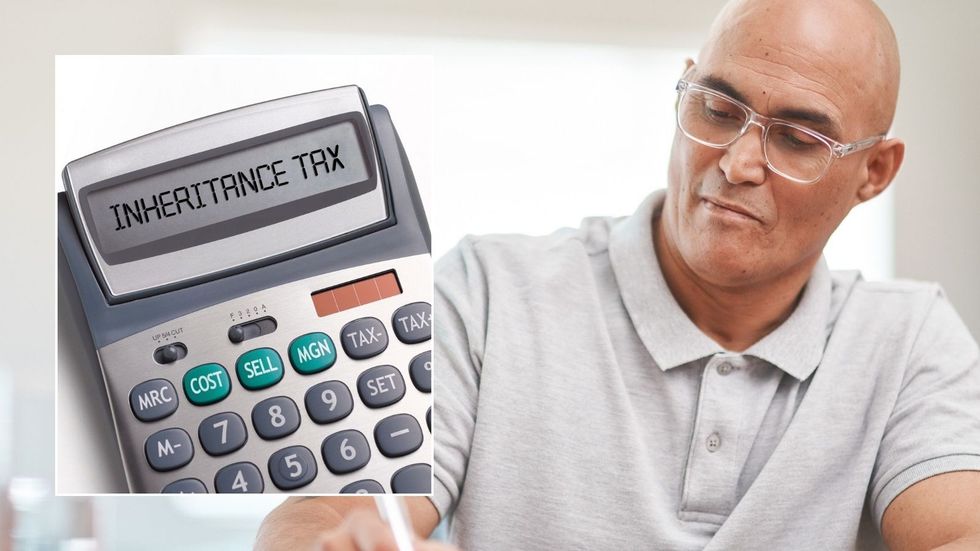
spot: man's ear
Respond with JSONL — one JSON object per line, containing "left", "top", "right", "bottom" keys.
{"left": 853, "top": 138, "right": 905, "bottom": 206}
{"left": 683, "top": 58, "right": 695, "bottom": 75}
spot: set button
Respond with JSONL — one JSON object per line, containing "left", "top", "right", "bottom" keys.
{"left": 182, "top": 363, "right": 231, "bottom": 406}
{"left": 236, "top": 348, "right": 284, "bottom": 390}
{"left": 357, "top": 365, "right": 406, "bottom": 409}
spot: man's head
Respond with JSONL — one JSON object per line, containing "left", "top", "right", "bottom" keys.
{"left": 661, "top": 0, "right": 904, "bottom": 288}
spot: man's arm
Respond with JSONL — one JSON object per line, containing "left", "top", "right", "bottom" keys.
{"left": 254, "top": 496, "right": 441, "bottom": 551}
{"left": 881, "top": 471, "right": 980, "bottom": 551}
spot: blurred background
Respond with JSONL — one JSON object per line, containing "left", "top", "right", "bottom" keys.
{"left": 2, "top": 0, "right": 978, "bottom": 548}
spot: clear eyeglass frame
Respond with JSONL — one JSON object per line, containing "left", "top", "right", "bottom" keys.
{"left": 675, "top": 79, "right": 886, "bottom": 184}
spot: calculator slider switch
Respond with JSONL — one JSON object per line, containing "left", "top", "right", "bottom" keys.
{"left": 153, "top": 343, "right": 187, "bottom": 364}
{"left": 228, "top": 317, "right": 278, "bottom": 344}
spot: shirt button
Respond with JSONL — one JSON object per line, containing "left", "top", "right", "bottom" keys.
{"left": 706, "top": 432, "right": 722, "bottom": 452}
{"left": 717, "top": 362, "right": 733, "bottom": 375}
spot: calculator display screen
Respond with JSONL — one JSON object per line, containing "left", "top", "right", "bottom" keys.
{"left": 82, "top": 118, "right": 373, "bottom": 264}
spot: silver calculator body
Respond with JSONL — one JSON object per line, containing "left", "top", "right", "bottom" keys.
{"left": 57, "top": 86, "right": 433, "bottom": 494}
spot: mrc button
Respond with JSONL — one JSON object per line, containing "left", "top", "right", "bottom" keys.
{"left": 288, "top": 332, "right": 337, "bottom": 374}
{"left": 236, "top": 348, "right": 284, "bottom": 390}
{"left": 392, "top": 302, "right": 432, "bottom": 344}
{"left": 182, "top": 363, "right": 231, "bottom": 406}
{"left": 341, "top": 318, "right": 388, "bottom": 360}
{"left": 129, "top": 378, "right": 179, "bottom": 422}
{"left": 145, "top": 428, "right": 194, "bottom": 472}
{"left": 356, "top": 365, "right": 406, "bottom": 409}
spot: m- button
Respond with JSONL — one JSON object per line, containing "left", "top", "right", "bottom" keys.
{"left": 145, "top": 428, "right": 194, "bottom": 472}
{"left": 717, "top": 362, "right": 734, "bottom": 376}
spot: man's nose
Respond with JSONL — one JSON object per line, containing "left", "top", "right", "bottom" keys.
{"left": 718, "top": 122, "right": 767, "bottom": 185}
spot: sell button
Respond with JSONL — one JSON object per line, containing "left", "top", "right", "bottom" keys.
{"left": 236, "top": 348, "right": 284, "bottom": 390}
{"left": 182, "top": 363, "right": 230, "bottom": 406}
{"left": 288, "top": 332, "right": 337, "bottom": 375}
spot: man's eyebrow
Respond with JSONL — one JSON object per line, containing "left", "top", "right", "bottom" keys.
{"left": 696, "top": 74, "right": 842, "bottom": 140}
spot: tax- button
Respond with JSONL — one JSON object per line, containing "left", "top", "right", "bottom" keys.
{"left": 341, "top": 318, "right": 388, "bottom": 360}
{"left": 357, "top": 365, "right": 406, "bottom": 409}
{"left": 288, "top": 332, "right": 337, "bottom": 374}
{"left": 392, "top": 302, "right": 432, "bottom": 344}
{"left": 182, "top": 363, "right": 230, "bottom": 406}
{"left": 236, "top": 348, "right": 284, "bottom": 390}
{"left": 145, "top": 428, "right": 193, "bottom": 472}
{"left": 130, "top": 379, "right": 178, "bottom": 422}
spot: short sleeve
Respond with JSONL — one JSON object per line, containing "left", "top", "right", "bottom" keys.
{"left": 428, "top": 237, "right": 489, "bottom": 519}
{"left": 869, "top": 287, "right": 980, "bottom": 531}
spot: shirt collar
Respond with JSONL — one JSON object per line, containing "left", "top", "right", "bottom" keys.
{"left": 608, "top": 189, "right": 832, "bottom": 381}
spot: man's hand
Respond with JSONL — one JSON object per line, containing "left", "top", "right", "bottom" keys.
{"left": 315, "top": 507, "right": 459, "bottom": 551}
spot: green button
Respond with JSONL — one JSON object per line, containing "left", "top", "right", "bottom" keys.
{"left": 182, "top": 363, "right": 231, "bottom": 406}
{"left": 288, "top": 332, "right": 337, "bottom": 375}
{"left": 236, "top": 348, "right": 284, "bottom": 390}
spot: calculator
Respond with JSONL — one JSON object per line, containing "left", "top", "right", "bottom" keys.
{"left": 57, "top": 86, "right": 433, "bottom": 494}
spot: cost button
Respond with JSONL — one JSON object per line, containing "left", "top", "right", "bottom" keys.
{"left": 182, "top": 363, "right": 231, "bottom": 406}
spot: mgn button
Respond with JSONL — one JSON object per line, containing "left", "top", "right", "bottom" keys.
{"left": 268, "top": 445, "right": 317, "bottom": 491}
{"left": 252, "top": 396, "right": 300, "bottom": 440}
{"left": 409, "top": 351, "right": 432, "bottom": 393}
{"left": 357, "top": 365, "right": 406, "bottom": 409}
{"left": 289, "top": 332, "right": 337, "bottom": 374}
{"left": 392, "top": 302, "right": 432, "bottom": 344}
{"left": 145, "top": 428, "right": 193, "bottom": 472}
{"left": 215, "top": 462, "right": 264, "bottom": 493}
{"left": 391, "top": 463, "right": 432, "bottom": 494}
{"left": 199, "top": 412, "right": 248, "bottom": 456}
{"left": 322, "top": 430, "right": 371, "bottom": 474}
{"left": 182, "top": 363, "right": 230, "bottom": 406}
{"left": 130, "top": 379, "right": 178, "bottom": 422}
{"left": 341, "top": 318, "right": 388, "bottom": 360}
{"left": 236, "top": 348, "right": 284, "bottom": 390}
{"left": 374, "top": 414, "right": 424, "bottom": 458}
{"left": 162, "top": 478, "right": 207, "bottom": 493}
{"left": 305, "top": 381, "right": 354, "bottom": 424}
{"left": 341, "top": 480, "right": 385, "bottom": 494}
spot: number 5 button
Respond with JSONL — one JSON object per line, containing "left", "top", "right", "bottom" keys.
{"left": 268, "top": 446, "right": 317, "bottom": 490}
{"left": 322, "top": 430, "right": 370, "bottom": 474}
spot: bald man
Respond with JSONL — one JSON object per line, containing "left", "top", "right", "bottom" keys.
{"left": 257, "top": 1, "right": 980, "bottom": 549}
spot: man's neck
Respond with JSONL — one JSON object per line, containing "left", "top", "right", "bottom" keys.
{"left": 652, "top": 214, "right": 817, "bottom": 353}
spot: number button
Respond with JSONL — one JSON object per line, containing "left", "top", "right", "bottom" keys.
{"left": 129, "top": 379, "right": 179, "bottom": 422}
{"left": 340, "top": 480, "right": 385, "bottom": 494}
{"left": 162, "top": 478, "right": 207, "bottom": 493}
{"left": 251, "top": 396, "right": 300, "bottom": 440}
{"left": 390, "top": 463, "right": 432, "bottom": 494}
{"left": 356, "top": 365, "right": 406, "bottom": 409}
{"left": 374, "top": 414, "right": 424, "bottom": 458}
{"left": 392, "top": 302, "right": 431, "bottom": 344}
{"left": 340, "top": 318, "right": 388, "bottom": 360}
{"left": 268, "top": 446, "right": 317, "bottom": 491}
{"left": 199, "top": 412, "right": 247, "bottom": 456}
{"left": 144, "top": 428, "right": 194, "bottom": 472}
{"left": 214, "top": 462, "right": 264, "bottom": 493}
{"left": 409, "top": 351, "right": 432, "bottom": 393}
{"left": 288, "top": 332, "right": 337, "bottom": 375}
{"left": 321, "top": 430, "right": 371, "bottom": 475}
{"left": 304, "top": 381, "right": 354, "bottom": 424}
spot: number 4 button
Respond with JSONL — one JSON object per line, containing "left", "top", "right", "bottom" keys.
{"left": 215, "top": 462, "right": 264, "bottom": 493}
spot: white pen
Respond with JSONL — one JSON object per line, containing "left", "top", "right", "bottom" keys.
{"left": 375, "top": 495, "right": 415, "bottom": 551}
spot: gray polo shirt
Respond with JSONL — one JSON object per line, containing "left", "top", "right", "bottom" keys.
{"left": 430, "top": 189, "right": 980, "bottom": 550}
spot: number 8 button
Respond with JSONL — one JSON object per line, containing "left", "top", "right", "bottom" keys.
{"left": 322, "top": 430, "right": 370, "bottom": 474}
{"left": 252, "top": 396, "right": 300, "bottom": 440}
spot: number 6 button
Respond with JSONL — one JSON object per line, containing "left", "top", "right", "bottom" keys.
{"left": 252, "top": 396, "right": 300, "bottom": 440}
{"left": 322, "top": 430, "right": 370, "bottom": 474}
{"left": 268, "top": 445, "right": 317, "bottom": 490}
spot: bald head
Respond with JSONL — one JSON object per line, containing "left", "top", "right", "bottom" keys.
{"left": 699, "top": 0, "right": 900, "bottom": 135}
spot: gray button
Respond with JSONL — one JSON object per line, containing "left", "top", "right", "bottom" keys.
{"left": 357, "top": 365, "right": 406, "bottom": 409}
{"left": 706, "top": 432, "right": 722, "bottom": 452}
{"left": 322, "top": 429, "right": 371, "bottom": 474}
{"left": 130, "top": 379, "right": 179, "bottom": 422}
{"left": 392, "top": 302, "right": 432, "bottom": 344}
{"left": 426, "top": 407, "right": 431, "bottom": 432}
{"left": 162, "top": 478, "right": 207, "bottom": 493}
{"left": 214, "top": 462, "right": 264, "bottom": 493}
{"left": 145, "top": 428, "right": 193, "bottom": 472}
{"left": 305, "top": 381, "right": 354, "bottom": 424}
{"left": 717, "top": 362, "right": 734, "bottom": 375}
{"left": 391, "top": 463, "right": 432, "bottom": 494}
{"left": 341, "top": 317, "right": 388, "bottom": 360}
{"left": 252, "top": 396, "right": 300, "bottom": 440}
{"left": 341, "top": 480, "right": 385, "bottom": 494}
{"left": 409, "top": 351, "right": 432, "bottom": 393}
{"left": 374, "top": 414, "right": 424, "bottom": 458}
{"left": 199, "top": 412, "right": 248, "bottom": 456}
{"left": 268, "top": 445, "right": 317, "bottom": 491}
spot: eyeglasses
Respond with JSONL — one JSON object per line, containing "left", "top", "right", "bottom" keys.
{"left": 675, "top": 79, "right": 885, "bottom": 184}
